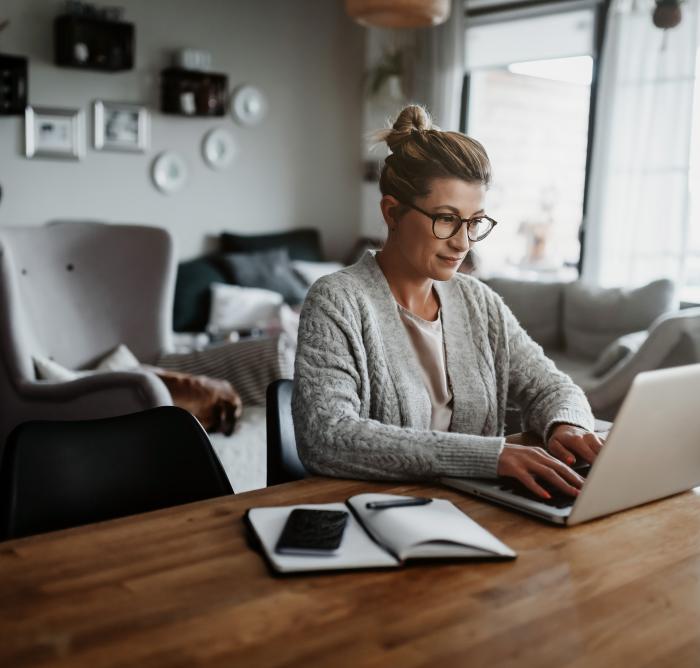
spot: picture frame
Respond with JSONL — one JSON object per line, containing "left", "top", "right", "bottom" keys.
{"left": 25, "top": 106, "right": 84, "bottom": 160}
{"left": 93, "top": 100, "right": 149, "bottom": 152}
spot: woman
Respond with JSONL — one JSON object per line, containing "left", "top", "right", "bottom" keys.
{"left": 292, "top": 105, "right": 603, "bottom": 500}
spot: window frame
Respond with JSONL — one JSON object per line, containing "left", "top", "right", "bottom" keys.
{"left": 459, "top": 0, "right": 611, "bottom": 277}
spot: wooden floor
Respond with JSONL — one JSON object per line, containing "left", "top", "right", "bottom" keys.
{"left": 2, "top": 477, "right": 700, "bottom": 667}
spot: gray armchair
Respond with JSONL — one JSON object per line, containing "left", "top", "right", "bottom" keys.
{"left": 0, "top": 222, "right": 174, "bottom": 448}
{"left": 486, "top": 276, "right": 700, "bottom": 421}
{"left": 571, "top": 306, "right": 700, "bottom": 419}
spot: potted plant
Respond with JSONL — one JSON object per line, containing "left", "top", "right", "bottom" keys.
{"left": 365, "top": 48, "right": 406, "bottom": 100}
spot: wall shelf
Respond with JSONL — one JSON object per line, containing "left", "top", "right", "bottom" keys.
{"left": 54, "top": 14, "right": 134, "bottom": 72}
{"left": 160, "top": 67, "right": 228, "bottom": 117}
{"left": 0, "top": 54, "right": 28, "bottom": 115}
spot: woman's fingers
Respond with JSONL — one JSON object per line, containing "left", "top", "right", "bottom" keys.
{"left": 532, "top": 463, "right": 582, "bottom": 496}
{"left": 498, "top": 445, "right": 584, "bottom": 500}
{"left": 568, "top": 436, "right": 597, "bottom": 463}
{"left": 556, "top": 435, "right": 595, "bottom": 463}
{"left": 549, "top": 428, "right": 604, "bottom": 464}
{"left": 547, "top": 438, "right": 576, "bottom": 465}
{"left": 585, "top": 432, "right": 604, "bottom": 455}
{"left": 536, "top": 455, "right": 584, "bottom": 488}
{"left": 516, "top": 473, "right": 554, "bottom": 500}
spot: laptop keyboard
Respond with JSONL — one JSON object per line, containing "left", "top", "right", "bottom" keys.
{"left": 499, "top": 462, "right": 591, "bottom": 509}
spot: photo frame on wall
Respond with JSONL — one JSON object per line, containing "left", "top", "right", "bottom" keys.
{"left": 25, "top": 106, "right": 84, "bottom": 160}
{"left": 93, "top": 100, "right": 149, "bottom": 152}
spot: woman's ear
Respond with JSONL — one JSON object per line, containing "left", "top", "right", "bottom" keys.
{"left": 380, "top": 195, "right": 401, "bottom": 231}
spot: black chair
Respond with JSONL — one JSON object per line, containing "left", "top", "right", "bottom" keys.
{"left": 266, "top": 379, "right": 309, "bottom": 486}
{"left": 0, "top": 406, "right": 233, "bottom": 540}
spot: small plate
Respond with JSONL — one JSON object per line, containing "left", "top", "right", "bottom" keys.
{"left": 202, "top": 127, "right": 236, "bottom": 170}
{"left": 230, "top": 85, "right": 267, "bottom": 126}
{"left": 152, "top": 151, "right": 188, "bottom": 194}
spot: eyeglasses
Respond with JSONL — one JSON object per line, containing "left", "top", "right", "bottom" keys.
{"left": 398, "top": 200, "right": 498, "bottom": 241}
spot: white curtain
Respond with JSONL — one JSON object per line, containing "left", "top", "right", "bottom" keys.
{"left": 409, "top": 0, "right": 465, "bottom": 130}
{"left": 582, "top": 0, "right": 700, "bottom": 289}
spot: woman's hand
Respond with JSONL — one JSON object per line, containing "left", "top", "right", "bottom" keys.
{"left": 547, "top": 424, "right": 605, "bottom": 466}
{"left": 497, "top": 443, "right": 584, "bottom": 499}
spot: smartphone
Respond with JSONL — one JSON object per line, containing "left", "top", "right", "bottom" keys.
{"left": 274, "top": 508, "right": 349, "bottom": 556}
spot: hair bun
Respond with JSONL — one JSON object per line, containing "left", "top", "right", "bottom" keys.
{"left": 373, "top": 105, "right": 438, "bottom": 153}
{"left": 393, "top": 105, "right": 433, "bottom": 134}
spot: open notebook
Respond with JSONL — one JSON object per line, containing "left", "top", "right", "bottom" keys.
{"left": 245, "top": 493, "right": 516, "bottom": 574}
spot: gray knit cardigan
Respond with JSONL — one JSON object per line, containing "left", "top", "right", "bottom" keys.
{"left": 292, "top": 251, "right": 594, "bottom": 481}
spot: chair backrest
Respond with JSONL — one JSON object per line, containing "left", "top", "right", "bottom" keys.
{"left": 266, "top": 379, "right": 308, "bottom": 486}
{"left": 0, "top": 406, "right": 233, "bottom": 540}
{"left": 0, "top": 222, "right": 175, "bottom": 378}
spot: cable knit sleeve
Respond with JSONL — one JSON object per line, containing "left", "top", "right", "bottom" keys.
{"left": 292, "top": 279, "right": 504, "bottom": 481}
{"left": 488, "top": 289, "right": 595, "bottom": 441}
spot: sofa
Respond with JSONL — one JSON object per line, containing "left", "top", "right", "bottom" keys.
{"left": 172, "top": 228, "right": 325, "bottom": 334}
{"left": 486, "top": 276, "right": 700, "bottom": 421}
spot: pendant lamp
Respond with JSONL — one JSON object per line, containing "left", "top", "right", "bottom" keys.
{"left": 652, "top": 0, "right": 683, "bottom": 29}
{"left": 345, "top": 0, "right": 451, "bottom": 28}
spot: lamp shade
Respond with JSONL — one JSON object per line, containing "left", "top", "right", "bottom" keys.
{"left": 345, "top": 0, "right": 451, "bottom": 28}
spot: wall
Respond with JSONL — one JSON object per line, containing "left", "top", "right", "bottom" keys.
{"left": 0, "top": 0, "right": 365, "bottom": 260}
{"left": 359, "top": 27, "right": 408, "bottom": 241}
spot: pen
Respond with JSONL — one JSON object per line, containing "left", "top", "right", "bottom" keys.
{"left": 365, "top": 497, "right": 433, "bottom": 510}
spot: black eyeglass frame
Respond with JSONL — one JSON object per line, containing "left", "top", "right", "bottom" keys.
{"left": 398, "top": 199, "right": 498, "bottom": 241}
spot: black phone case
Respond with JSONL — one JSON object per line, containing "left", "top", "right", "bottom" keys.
{"left": 275, "top": 508, "right": 349, "bottom": 553}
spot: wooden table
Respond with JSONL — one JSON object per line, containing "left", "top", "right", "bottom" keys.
{"left": 2, "top": 476, "right": 700, "bottom": 668}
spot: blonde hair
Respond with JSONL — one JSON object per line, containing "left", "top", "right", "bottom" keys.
{"left": 375, "top": 105, "right": 491, "bottom": 203}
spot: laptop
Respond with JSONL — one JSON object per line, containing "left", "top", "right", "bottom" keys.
{"left": 442, "top": 364, "right": 700, "bottom": 526}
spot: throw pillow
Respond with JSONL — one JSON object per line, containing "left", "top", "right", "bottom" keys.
{"left": 484, "top": 277, "right": 566, "bottom": 350}
{"left": 33, "top": 355, "right": 82, "bottom": 381}
{"left": 591, "top": 330, "right": 649, "bottom": 377}
{"left": 173, "top": 256, "right": 229, "bottom": 332}
{"left": 34, "top": 344, "right": 141, "bottom": 381}
{"left": 291, "top": 260, "right": 344, "bottom": 287}
{"left": 219, "top": 248, "right": 308, "bottom": 305}
{"left": 208, "top": 283, "right": 284, "bottom": 334}
{"left": 563, "top": 279, "right": 676, "bottom": 360}
{"left": 220, "top": 228, "right": 323, "bottom": 262}
{"left": 96, "top": 343, "right": 140, "bottom": 371}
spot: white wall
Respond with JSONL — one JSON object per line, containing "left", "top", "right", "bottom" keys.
{"left": 0, "top": 0, "right": 365, "bottom": 260}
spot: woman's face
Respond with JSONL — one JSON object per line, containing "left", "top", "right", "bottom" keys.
{"left": 382, "top": 177, "right": 487, "bottom": 282}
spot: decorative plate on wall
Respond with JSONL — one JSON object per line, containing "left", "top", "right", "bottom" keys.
{"left": 202, "top": 127, "right": 236, "bottom": 170}
{"left": 151, "top": 151, "right": 188, "bottom": 194}
{"left": 230, "top": 85, "right": 267, "bottom": 126}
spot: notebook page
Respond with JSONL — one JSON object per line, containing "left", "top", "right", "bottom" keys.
{"left": 347, "top": 494, "right": 516, "bottom": 561}
{"left": 247, "top": 503, "right": 399, "bottom": 573}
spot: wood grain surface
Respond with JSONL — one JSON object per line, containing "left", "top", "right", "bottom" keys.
{"left": 1, "top": 475, "right": 699, "bottom": 668}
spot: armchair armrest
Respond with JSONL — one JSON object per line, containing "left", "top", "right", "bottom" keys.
{"left": 586, "top": 308, "right": 700, "bottom": 417}
{"left": 15, "top": 369, "right": 172, "bottom": 413}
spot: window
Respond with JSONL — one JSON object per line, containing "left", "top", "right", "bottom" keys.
{"left": 684, "top": 47, "right": 700, "bottom": 303}
{"left": 464, "top": 7, "right": 598, "bottom": 280}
